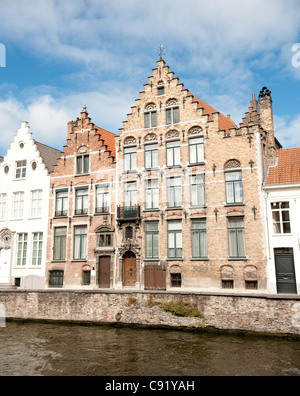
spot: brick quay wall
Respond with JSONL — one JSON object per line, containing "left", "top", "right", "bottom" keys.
{"left": 0, "top": 290, "right": 300, "bottom": 338}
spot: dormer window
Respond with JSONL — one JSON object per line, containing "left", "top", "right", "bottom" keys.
{"left": 16, "top": 160, "right": 27, "bottom": 179}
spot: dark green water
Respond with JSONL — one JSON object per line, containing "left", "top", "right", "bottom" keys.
{"left": 0, "top": 321, "right": 299, "bottom": 376}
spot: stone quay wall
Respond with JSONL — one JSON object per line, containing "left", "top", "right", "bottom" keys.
{"left": 0, "top": 290, "right": 300, "bottom": 338}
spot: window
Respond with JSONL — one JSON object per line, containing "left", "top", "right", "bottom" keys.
{"left": 13, "top": 192, "right": 24, "bottom": 219}
{"left": 83, "top": 270, "right": 91, "bottom": 285}
{"left": 53, "top": 227, "right": 67, "bottom": 261}
{"left": 124, "top": 181, "right": 137, "bottom": 208}
{"left": 96, "top": 185, "right": 109, "bottom": 214}
{"left": 30, "top": 190, "right": 42, "bottom": 217}
{"left": 167, "top": 177, "right": 182, "bottom": 208}
{"left": 49, "top": 270, "right": 64, "bottom": 288}
{"left": 31, "top": 232, "right": 43, "bottom": 266}
{"left": 74, "top": 225, "right": 87, "bottom": 260}
{"left": 145, "top": 222, "right": 159, "bottom": 259}
{"left": 55, "top": 189, "right": 68, "bottom": 217}
{"left": 171, "top": 273, "right": 182, "bottom": 288}
{"left": 75, "top": 187, "right": 88, "bottom": 215}
{"left": 16, "top": 233, "right": 27, "bottom": 266}
{"left": 125, "top": 226, "right": 133, "bottom": 239}
{"left": 192, "top": 220, "right": 207, "bottom": 258}
{"left": 189, "top": 137, "right": 204, "bottom": 164}
{"left": 15, "top": 160, "right": 27, "bottom": 179}
{"left": 271, "top": 202, "right": 291, "bottom": 234}
{"left": 166, "top": 140, "right": 180, "bottom": 167}
{"left": 225, "top": 171, "right": 243, "bottom": 204}
{"left": 168, "top": 221, "right": 182, "bottom": 258}
{"left": 157, "top": 86, "right": 164, "bottom": 96}
{"left": 76, "top": 154, "right": 89, "bottom": 175}
{"left": 145, "top": 143, "right": 158, "bottom": 169}
{"left": 228, "top": 218, "right": 246, "bottom": 258}
{"left": 124, "top": 146, "right": 137, "bottom": 171}
{"left": 145, "top": 179, "right": 159, "bottom": 209}
{"left": 144, "top": 106, "right": 157, "bottom": 128}
{"left": 190, "top": 174, "right": 205, "bottom": 207}
{"left": 222, "top": 280, "right": 234, "bottom": 289}
{"left": 166, "top": 101, "right": 179, "bottom": 125}
{"left": 0, "top": 193, "right": 7, "bottom": 220}
{"left": 98, "top": 233, "right": 112, "bottom": 247}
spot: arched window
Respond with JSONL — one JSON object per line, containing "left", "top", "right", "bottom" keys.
{"left": 144, "top": 103, "right": 157, "bottom": 128}
{"left": 166, "top": 99, "right": 179, "bottom": 125}
{"left": 224, "top": 160, "right": 243, "bottom": 204}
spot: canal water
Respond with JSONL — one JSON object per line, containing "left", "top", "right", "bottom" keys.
{"left": 0, "top": 321, "right": 299, "bottom": 376}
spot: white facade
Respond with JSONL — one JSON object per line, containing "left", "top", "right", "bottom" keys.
{"left": 264, "top": 184, "right": 300, "bottom": 295}
{"left": 0, "top": 122, "right": 60, "bottom": 289}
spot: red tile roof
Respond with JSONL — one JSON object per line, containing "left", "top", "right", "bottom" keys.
{"left": 96, "top": 126, "right": 116, "bottom": 160}
{"left": 190, "top": 93, "right": 236, "bottom": 134}
{"left": 266, "top": 147, "right": 300, "bottom": 185}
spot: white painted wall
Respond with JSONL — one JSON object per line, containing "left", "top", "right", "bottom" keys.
{"left": 0, "top": 122, "right": 52, "bottom": 288}
{"left": 264, "top": 184, "right": 300, "bottom": 294}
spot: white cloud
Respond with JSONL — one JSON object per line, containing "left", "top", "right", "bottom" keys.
{"left": 274, "top": 114, "right": 300, "bottom": 148}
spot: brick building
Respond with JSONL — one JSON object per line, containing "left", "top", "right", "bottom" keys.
{"left": 45, "top": 106, "right": 116, "bottom": 289}
{"left": 114, "top": 59, "right": 280, "bottom": 293}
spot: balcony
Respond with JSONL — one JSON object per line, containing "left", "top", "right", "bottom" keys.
{"left": 117, "top": 205, "right": 141, "bottom": 224}
{"left": 95, "top": 206, "right": 110, "bottom": 214}
{"left": 55, "top": 210, "right": 68, "bottom": 218}
{"left": 74, "top": 208, "right": 88, "bottom": 216}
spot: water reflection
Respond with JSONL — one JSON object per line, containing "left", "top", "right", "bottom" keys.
{"left": 0, "top": 322, "right": 299, "bottom": 376}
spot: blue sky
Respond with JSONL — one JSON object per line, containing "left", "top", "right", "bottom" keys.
{"left": 0, "top": 0, "right": 300, "bottom": 156}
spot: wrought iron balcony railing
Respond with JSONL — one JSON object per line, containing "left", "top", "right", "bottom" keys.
{"left": 117, "top": 205, "right": 141, "bottom": 221}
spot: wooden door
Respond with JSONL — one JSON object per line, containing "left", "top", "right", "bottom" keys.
{"left": 274, "top": 249, "right": 297, "bottom": 294}
{"left": 99, "top": 256, "right": 111, "bottom": 288}
{"left": 144, "top": 265, "right": 166, "bottom": 290}
{"left": 123, "top": 253, "right": 136, "bottom": 287}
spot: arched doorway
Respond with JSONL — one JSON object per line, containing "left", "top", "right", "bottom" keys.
{"left": 123, "top": 251, "right": 137, "bottom": 287}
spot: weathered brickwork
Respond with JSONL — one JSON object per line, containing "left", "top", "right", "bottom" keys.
{"left": 115, "top": 59, "right": 279, "bottom": 293}
{"left": 45, "top": 106, "right": 117, "bottom": 288}
{"left": 1, "top": 290, "right": 299, "bottom": 337}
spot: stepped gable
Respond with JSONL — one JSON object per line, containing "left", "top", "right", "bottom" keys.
{"left": 95, "top": 125, "right": 116, "bottom": 160}
{"left": 34, "top": 141, "right": 61, "bottom": 173}
{"left": 266, "top": 147, "right": 300, "bottom": 185}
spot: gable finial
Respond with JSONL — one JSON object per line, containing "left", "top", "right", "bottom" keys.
{"left": 158, "top": 44, "right": 165, "bottom": 60}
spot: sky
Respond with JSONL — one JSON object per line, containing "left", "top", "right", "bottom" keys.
{"left": 0, "top": 0, "right": 300, "bottom": 157}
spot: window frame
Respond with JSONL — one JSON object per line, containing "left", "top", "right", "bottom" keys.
{"left": 189, "top": 137, "right": 204, "bottom": 164}
{"left": 53, "top": 227, "right": 67, "bottom": 261}
{"left": 166, "top": 106, "right": 179, "bottom": 125}
{"left": 145, "top": 221, "right": 159, "bottom": 259}
{"left": 145, "top": 179, "right": 159, "bottom": 210}
{"left": 191, "top": 220, "right": 208, "bottom": 258}
{"left": 124, "top": 146, "right": 137, "bottom": 172}
{"left": 12, "top": 191, "right": 25, "bottom": 219}
{"left": 190, "top": 174, "right": 205, "bottom": 207}
{"left": 144, "top": 109, "right": 157, "bottom": 128}
{"left": 225, "top": 170, "right": 243, "bottom": 204}
{"left": 167, "top": 176, "right": 182, "bottom": 208}
{"left": 30, "top": 189, "right": 43, "bottom": 218}
{"left": 95, "top": 184, "right": 110, "bottom": 214}
{"left": 144, "top": 143, "right": 158, "bottom": 169}
{"left": 75, "top": 187, "right": 89, "bottom": 215}
{"left": 16, "top": 233, "right": 28, "bottom": 267}
{"left": 167, "top": 221, "right": 183, "bottom": 259}
{"left": 0, "top": 193, "right": 7, "bottom": 220}
{"left": 31, "top": 232, "right": 43, "bottom": 266}
{"left": 55, "top": 189, "right": 68, "bottom": 217}
{"left": 271, "top": 201, "right": 291, "bottom": 234}
{"left": 49, "top": 270, "right": 64, "bottom": 288}
{"left": 227, "top": 218, "right": 246, "bottom": 258}
{"left": 73, "top": 225, "right": 88, "bottom": 260}
{"left": 15, "top": 160, "right": 27, "bottom": 179}
{"left": 166, "top": 140, "right": 180, "bottom": 167}
{"left": 76, "top": 154, "right": 89, "bottom": 175}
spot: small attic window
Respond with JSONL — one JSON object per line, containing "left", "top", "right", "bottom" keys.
{"left": 4, "top": 165, "right": 9, "bottom": 174}
{"left": 19, "top": 142, "right": 24, "bottom": 149}
{"left": 31, "top": 161, "right": 37, "bottom": 171}
{"left": 157, "top": 82, "right": 164, "bottom": 96}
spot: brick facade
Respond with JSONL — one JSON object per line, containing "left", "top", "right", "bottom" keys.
{"left": 115, "top": 59, "right": 279, "bottom": 293}
{"left": 45, "top": 106, "right": 116, "bottom": 288}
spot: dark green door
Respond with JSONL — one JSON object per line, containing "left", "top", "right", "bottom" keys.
{"left": 274, "top": 248, "right": 297, "bottom": 294}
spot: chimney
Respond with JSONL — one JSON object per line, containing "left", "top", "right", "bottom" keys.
{"left": 258, "top": 87, "right": 276, "bottom": 165}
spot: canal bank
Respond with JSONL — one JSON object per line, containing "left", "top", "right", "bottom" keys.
{"left": 0, "top": 290, "right": 300, "bottom": 338}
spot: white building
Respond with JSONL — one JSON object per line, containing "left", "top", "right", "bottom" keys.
{"left": 0, "top": 122, "right": 61, "bottom": 289}
{"left": 264, "top": 147, "right": 300, "bottom": 295}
